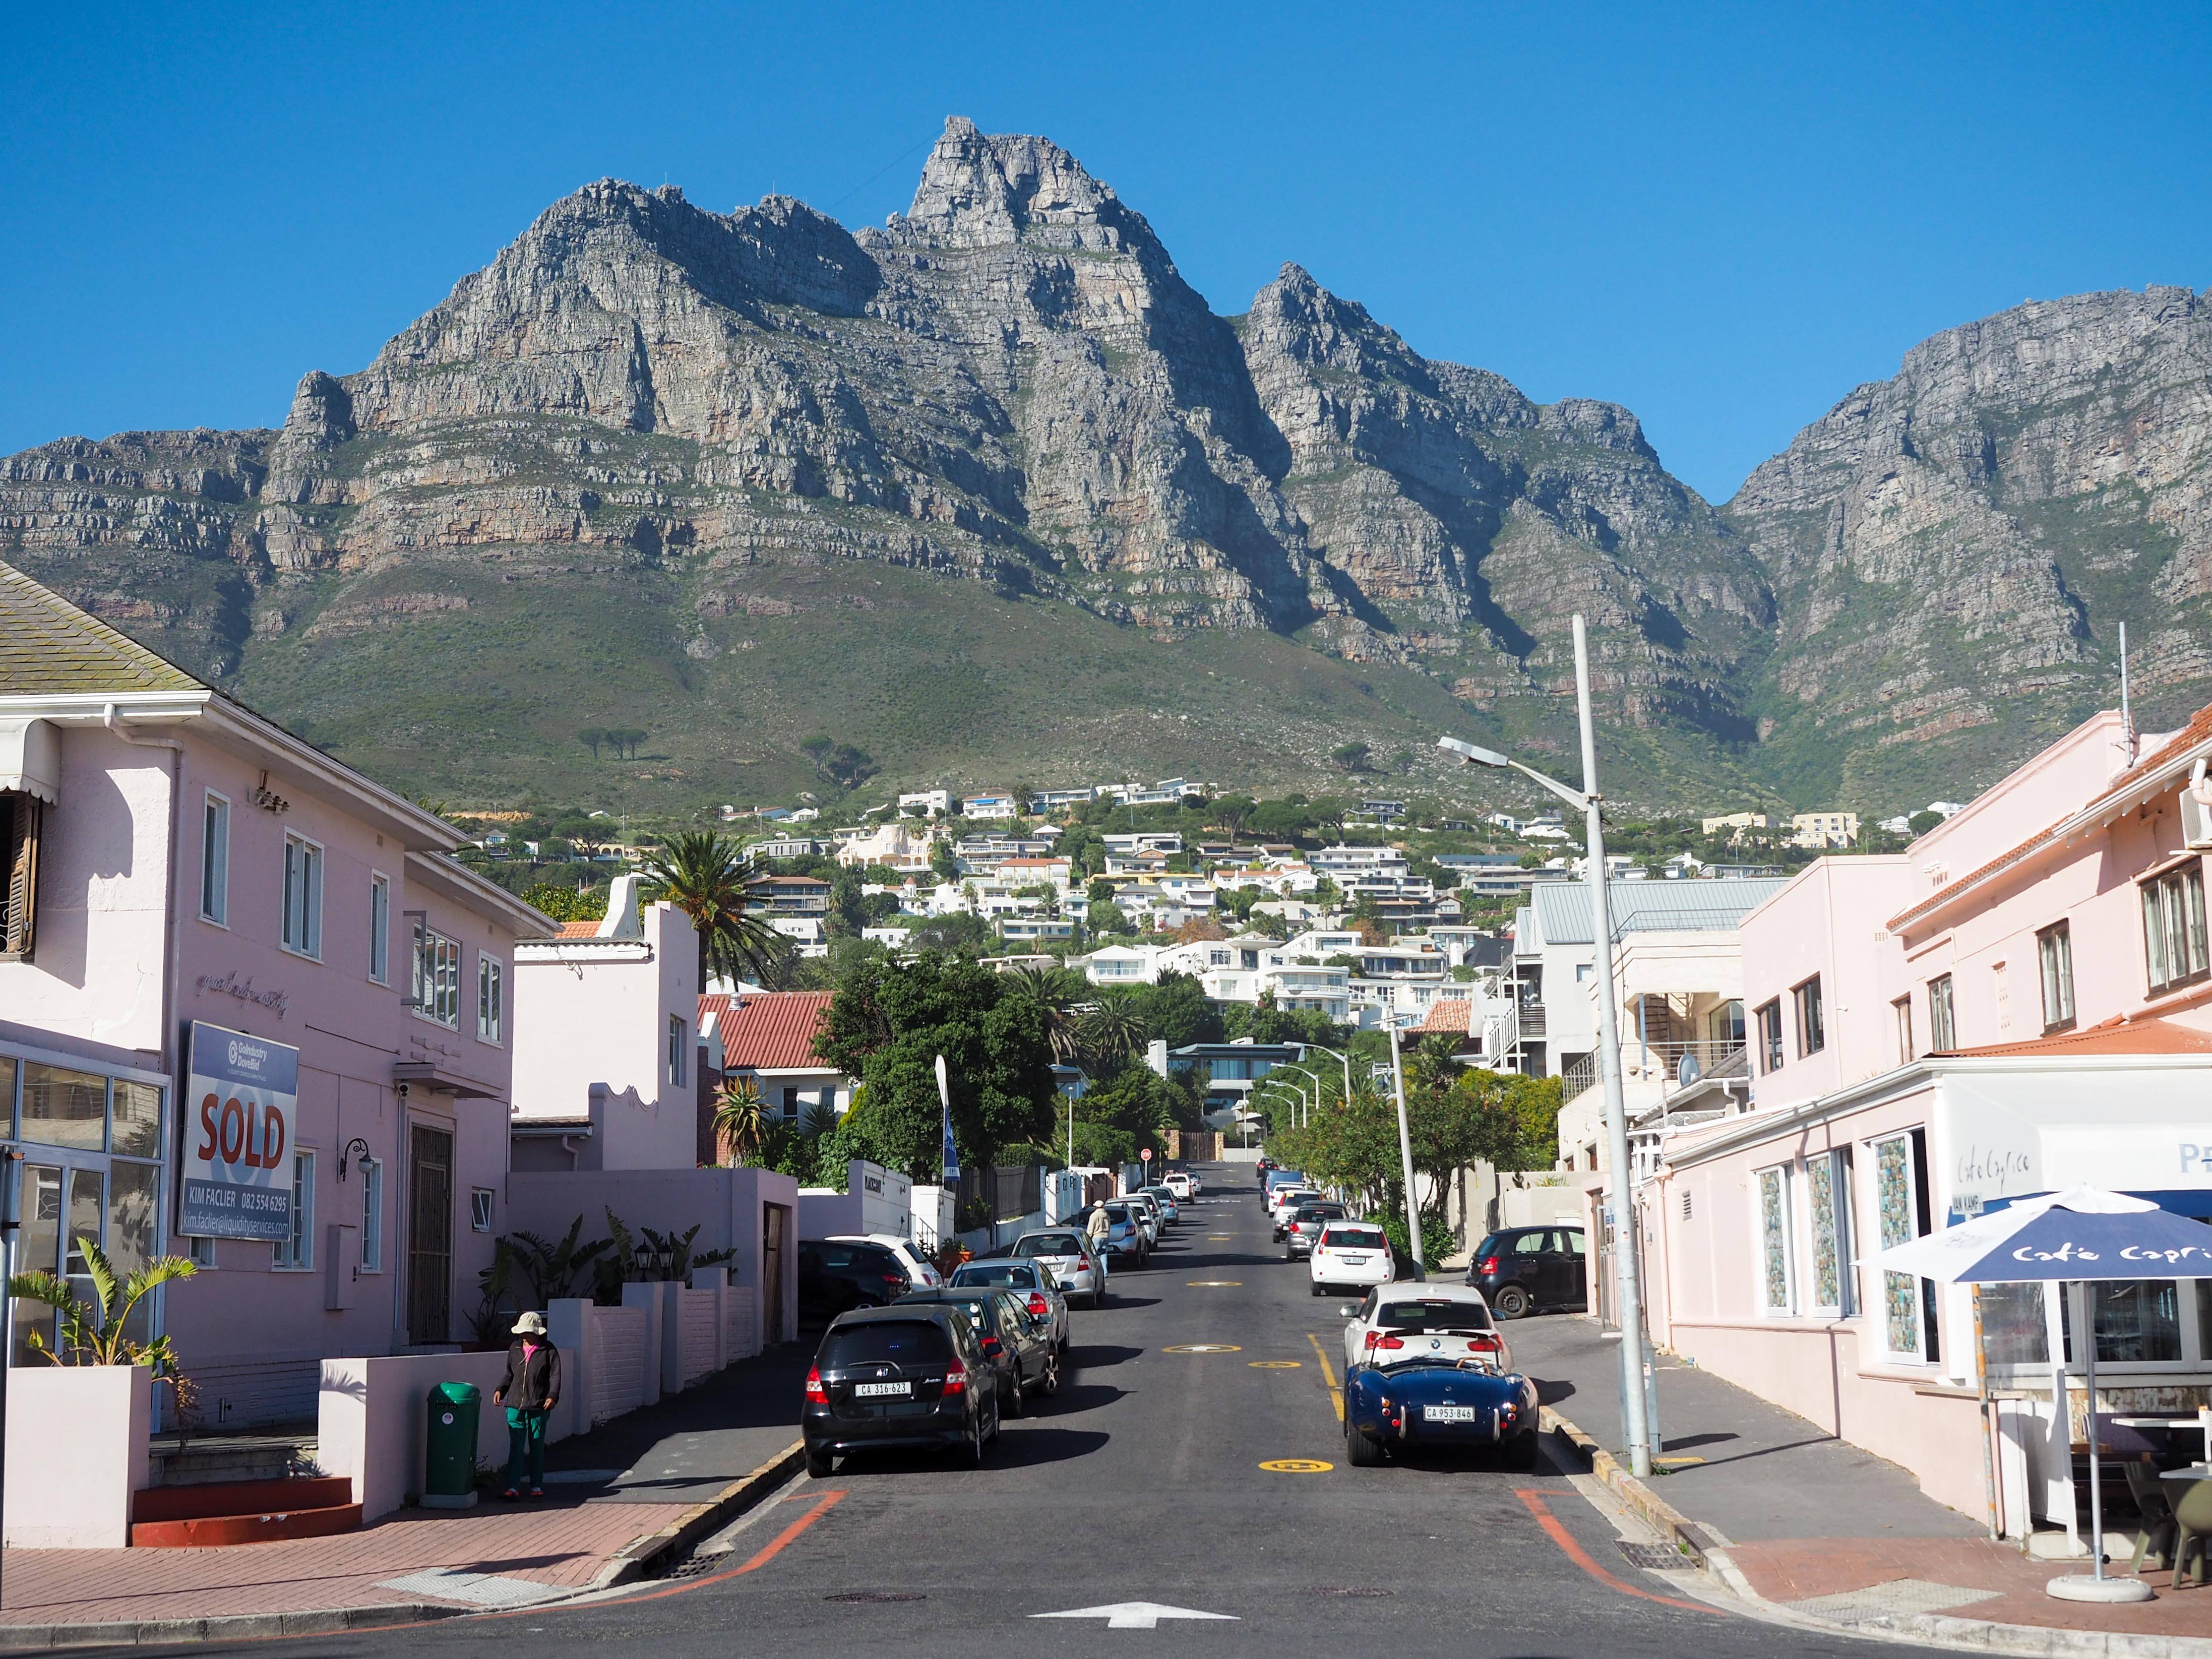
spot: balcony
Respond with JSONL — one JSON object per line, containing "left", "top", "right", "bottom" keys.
{"left": 1560, "top": 1039, "right": 1746, "bottom": 1107}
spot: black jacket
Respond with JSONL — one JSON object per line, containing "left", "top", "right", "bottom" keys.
{"left": 498, "top": 1337, "right": 561, "bottom": 1409}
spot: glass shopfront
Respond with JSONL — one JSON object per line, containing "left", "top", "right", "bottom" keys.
{"left": 4, "top": 1048, "right": 167, "bottom": 1364}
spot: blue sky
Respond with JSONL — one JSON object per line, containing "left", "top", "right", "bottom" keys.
{"left": 4, "top": 3, "right": 2207, "bottom": 501}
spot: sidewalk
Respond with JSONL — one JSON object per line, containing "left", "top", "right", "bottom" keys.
{"left": 1517, "top": 1314, "right": 2212, "bottom": 1652}
{"left": 1, "top": 1344, "right": 808, "bottom": 1643}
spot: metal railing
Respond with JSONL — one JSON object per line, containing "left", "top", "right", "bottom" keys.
{"left": 1560, "top": 1040, "right": 1745, "bottom": 1107}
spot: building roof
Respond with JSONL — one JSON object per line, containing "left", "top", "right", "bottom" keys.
{"left": 1416, "top": 998, "right": 1474, "bottom": 1035}
{"left": 1940, "top": 1016, "right": 2212, "bottom": 1059}
{"left": 0, "top": 560, "right": 204, "bottom": 694}
{"left": 713, "top": 990, "right": 837, "bottom": 1071}
{"left": 1527, "top": 879, "right": 1790, "bottom": 946}
{"left": 554, "top": 920, "right": 599, "bottom": 940}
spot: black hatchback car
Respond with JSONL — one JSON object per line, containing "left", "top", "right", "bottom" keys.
{"left": 803, "top": 1306, "right": 999, "bottom": 1476}
{"left": 896, "top": 1286, "right": 1060, "bottom": 1414}
{"left": 797, "top": 1238, "right": 912, "bottom": 1326}
{"left": 1466, "top": 1225, "right": 1587, "bottom": 1318}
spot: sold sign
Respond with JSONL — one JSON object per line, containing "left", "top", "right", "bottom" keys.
{"left": 179, "top": 1020, "right": 300, "bottom": 1242}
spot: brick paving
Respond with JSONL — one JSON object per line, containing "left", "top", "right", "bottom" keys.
{"left": 1731, "top": 1536, "right": 2212, "bottom": 1639}
{"left": 2, "top": 1500, "right": 669, "bottom": 1623}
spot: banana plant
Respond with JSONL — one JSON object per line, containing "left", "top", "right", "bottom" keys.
{"left": 8, "top": 1235, "right": 197, "bottom": 1371}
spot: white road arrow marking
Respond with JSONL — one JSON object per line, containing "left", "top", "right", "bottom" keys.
{"left": 1033, "top": 1602, "right": 1239, "bottom": 1629}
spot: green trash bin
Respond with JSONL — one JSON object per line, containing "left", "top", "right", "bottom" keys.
{"left": 422, "top": 1382, "right": 481, "bottom": 1509}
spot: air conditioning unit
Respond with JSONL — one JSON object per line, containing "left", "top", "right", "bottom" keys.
{"left": 2185, "top": 762, "right": 2212, "bottom": 851}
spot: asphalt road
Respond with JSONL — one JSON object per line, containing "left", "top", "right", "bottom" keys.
{"left": 277, "top": 1166, "right": 1940, "bottom": 1658}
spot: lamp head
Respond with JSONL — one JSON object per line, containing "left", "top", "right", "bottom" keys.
{"left": 1437, "top": 734, "right": 1508, "bottom": 768}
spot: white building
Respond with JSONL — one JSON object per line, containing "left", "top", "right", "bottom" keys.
{"left": 835, "top": 818, "right": 937, "bottom": 873}
{"left": 897, "top": 789, "right": 954, "bottom": 817}
{"left": 962, "top": 795, "right": 1018, "bottom": 821}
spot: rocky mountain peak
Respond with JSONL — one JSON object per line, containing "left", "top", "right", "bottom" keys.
{"left": 1246, "top": 262, "right": 1433, "bottom": 390}
{"left": 881, "top": 115, "right": 1162, "bottom": 257}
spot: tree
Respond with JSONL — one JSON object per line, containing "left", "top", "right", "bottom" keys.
{"left": 578, "top": 727, "right": 608, "bottom": 760}
{"left": 522, "top": 883, "right": 607, "bottom": 924}
{"left": 930, "top": 837, "right": 961, "bottom": 884}
{"left": 824, "top": 744, "right": 877, "bottom": 790}
{"left": 908, "top": 911, "right": 994, "bottom": 956}
{"left": 813, "top": 954, "right": 1059, "bottom": 1179}
{"left": 1907, "top": 810, "right": 1942, "bottom": 837}
{"left": 1078, "top": 992, "right": 1148, "bottom": 1064}
{"left": 800, "top": 735, "right": 835, "bottom": 776}
{"left": 1125, "top": 971, "right": 1222, "bottom": 1050}
{"left": 1330, "top": 742, "right": 1372, "bottom": 774}
{"left": 602, "top": 727, "right": 648, "bottom": 760}
{"left": 640, "top": 831, "right": 785, "bottom": 987}
{"left": 1210, "top": 794, "right": 1256, "bottom": 840}
{"left": 1173, "top": 915, "right": 1227, "bottom": 944}
{"left": 1002, "top": 965, "right": 1087, "bottom": 1063}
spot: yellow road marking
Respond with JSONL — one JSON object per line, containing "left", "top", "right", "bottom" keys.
{"left": 1248, "top": 1360, "right": 1302, "bottom": 1369}
{"left": 1653, "top": 1455, "right": 1705, "bottom": 1466}
{"left": 1163, "top": 1343, "right": 1241, "bottom": 1354}
{"left": 1208, "top": 1234, "right": 1233, "bottom": 1240}
{"left": 1259, "top": 1458, "right": 1333, "bottom": 1473}
{"left": 1305, "top": 1331, "right": 1343, "bottom": 1422}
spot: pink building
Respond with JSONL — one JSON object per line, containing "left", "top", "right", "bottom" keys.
{"left": 2, "top": 562, "right": 548, "bottom": 1425}
{"left": 1640, "top": 704, "right": 2212, "bottom": 1540}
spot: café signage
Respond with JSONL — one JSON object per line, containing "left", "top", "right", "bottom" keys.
{"left": 179, "top": 1020, "right": 299, "bottom": 1240}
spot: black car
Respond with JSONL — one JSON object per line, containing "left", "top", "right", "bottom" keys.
{"left": 797, "top": 1237, "right": 912, "bottom": 1326}
{"left": 1466, "top": 1225, "right": 1587, "bottom": 1318}
{"left": 897, "top": 1286, "right": 1060, "bottom": 1413}
{"left": 803, "top": 1306, "right": 998, "bottom": 1475}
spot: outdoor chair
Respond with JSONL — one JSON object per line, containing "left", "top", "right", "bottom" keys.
{"left": 2173, "top": 1476, "right": 2212, "bottom": 1590}
{"left": 2123, "top": 1459, "right": 2175, "bottom": 1574}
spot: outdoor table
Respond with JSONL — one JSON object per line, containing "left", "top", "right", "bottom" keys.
{"left": 2114, "top": 1415, "right": 2212, "bottom": 1464}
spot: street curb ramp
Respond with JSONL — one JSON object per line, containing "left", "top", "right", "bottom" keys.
{"left": 0, "top": 1441, "right": 805, "bottom": 1652}
{"left": 1540, "top": 1407, "right": 2212, "bottom": 1659}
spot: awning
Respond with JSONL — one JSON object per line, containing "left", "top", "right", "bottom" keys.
{"left": 0, "top": 719, "right": 59, "bottom": 804}
{"left": 393, "top": 1061, "right": 505, "bottom": 1100}
{"left": 1939, "top": 1063, "right": 2212, "bottom": 1221}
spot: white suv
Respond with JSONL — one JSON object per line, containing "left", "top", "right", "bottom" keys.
{"left": 1309, "top": 1220, "right": 1394, "bottom": 1297}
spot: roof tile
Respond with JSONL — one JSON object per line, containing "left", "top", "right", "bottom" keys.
{"left": 716, "top": 991, "right": 837, "bottom": 1071}
{"left": 0, "top": 559, "right": 204, "bottom": 694}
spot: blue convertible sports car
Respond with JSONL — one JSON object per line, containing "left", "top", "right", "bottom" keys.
{"left": 1343, "top": 1356, "right": 1541, "bottom": 1468}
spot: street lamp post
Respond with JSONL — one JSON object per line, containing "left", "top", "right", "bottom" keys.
{"left": 1386, "top": 1017, "right": 1423, "bottom": 1271}
{"left": 1438, "top": 611, "right": 1654, "bottom": 1480}
{"left": 1296, "top": 1043, "right": 1355, "bottom": 1109}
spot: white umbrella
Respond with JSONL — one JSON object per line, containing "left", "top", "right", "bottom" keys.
{"left": 1872, "top": 1186, "right": 2212, "bottom": 1603}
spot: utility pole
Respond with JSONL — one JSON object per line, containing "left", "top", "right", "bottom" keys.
{"left": 1387, "top": 1020, "right": 1422, "bottom": 1270}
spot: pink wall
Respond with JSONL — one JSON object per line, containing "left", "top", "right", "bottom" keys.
{"left": 1739, "top": 857, "right": 1915, "bottom": 1107}
{"left": 2, "top": 1364, "right": 151, "bottom": 1548}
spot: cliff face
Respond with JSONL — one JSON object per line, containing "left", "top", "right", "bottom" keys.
{"left": 4, "top": 118, "right": 2207, "bottom": 809}
{"left": 1726, "top": 286, "right": 2212, "bottom": 796}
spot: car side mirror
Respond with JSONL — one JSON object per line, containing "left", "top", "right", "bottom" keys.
{"left": 1338, "top": 1305, "right": 1359, "bottom": 1319}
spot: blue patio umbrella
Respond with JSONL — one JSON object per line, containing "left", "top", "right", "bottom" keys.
{"left": 1874, "top": 1187, "right": 2212, "bottom": 1603}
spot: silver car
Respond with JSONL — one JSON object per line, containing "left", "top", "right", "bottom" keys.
{"left": 1138, "top": 1184, "right": 1181, "bottom": 1225}
{"left": 948, "top": 1258, "right": 1070, "bottom": 1352}
{"left": 1125, "top": 1191, "right": 1164, "bottom": 1245}
{"left": 1010, "top": 1227, "right": 1109, "bottom": 1309}
{"left": 1098, "top": 1201, "right": 1148, "bottom": 1265}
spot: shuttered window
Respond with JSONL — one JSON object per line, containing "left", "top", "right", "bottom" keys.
{"left": 3, "top": 792, "right": 40, "bottom": 959}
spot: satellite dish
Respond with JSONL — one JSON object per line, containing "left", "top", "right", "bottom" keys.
{"left": 1676, "top": 1052, "right": 1703, "bottom": 1087}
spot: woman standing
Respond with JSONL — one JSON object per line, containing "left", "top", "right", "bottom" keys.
{"left": 494, "top": 1310, "right": 562, "bottom": 1499}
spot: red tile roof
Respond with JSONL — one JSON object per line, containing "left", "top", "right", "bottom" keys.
{"left": 714, "top": 991, "right": 837, "bottom": 1071}
{"left": 1417, "top": 998, "right": 1473, "bottom": 1035}
{"left": 554, "top": 920, "right": 600, "bottom": 940}
{"left": 1939, "top": 1015, "right": 2212, "bottom": 1059}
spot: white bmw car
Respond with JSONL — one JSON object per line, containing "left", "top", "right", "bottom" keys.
{"left": 1309, "top": 1220, "right": 1395, "bottom": 1297}
{"left": 1338, "top": 1283, "right": 1510, "bottom": 1376}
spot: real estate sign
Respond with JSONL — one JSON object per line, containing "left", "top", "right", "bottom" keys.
{"left": 179, "top": 1020, "right": 298, "bottom": 1240}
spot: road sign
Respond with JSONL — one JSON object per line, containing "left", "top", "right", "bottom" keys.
{"left": 1140, "top": 1147, "right": 1152, "bottom": 1161}
{"left": 1034, "top": 1603, "right": 1237, "bottom": 1630}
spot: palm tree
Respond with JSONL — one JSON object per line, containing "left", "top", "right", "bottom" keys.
{"left": 9, "top": 1235, "right": 197, "bottom": 1369}
{"left": 1004, "top": 965, "right": 1084, "bottom": 1063}
{"left": 640, "top": 831, "right": 784, "bottom": 988}
{"left": 710, "top": 1076, "right": 769, "bottom": 1165}
{"left": 1079, "top": 992, "right": 1148, "bottom": 1064}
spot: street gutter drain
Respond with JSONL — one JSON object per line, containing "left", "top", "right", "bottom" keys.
{"left": 825, "top": 1592, "right": 927, "bottom": 1603}
{"left": 653, "top": 1554, "right": 723, "bottom": 1580}
{"left": 1616, "top": 1542, "right": 1688, "bottom": 1571}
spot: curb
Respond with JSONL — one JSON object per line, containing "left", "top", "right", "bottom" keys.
{"left": 0, "top": 1441, "right": 807, "bottom": 1652}
{"left": 1539, "top": 1408, "right": 2212, "bottom": 1659}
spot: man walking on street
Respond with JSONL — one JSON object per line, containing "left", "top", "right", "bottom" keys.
{"left": 494, "top": 1310, "right": 562, "bottom": 1499}
{"left": 1087, "top": 1200, "right": 1111, "bottom": 1249}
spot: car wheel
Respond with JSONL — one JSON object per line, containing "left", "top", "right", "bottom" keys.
{"left": 1494, "top": 1283, "right": 1532, "bottom": 1320}
{"left": 804, "top": 1441, "right": 834, "bottom": 1479}
{"left": 1345, "top": 1416, "right": 1385, "bottom": 1467}
{"left": 1041, "top": 1349, "right": 1061, "bottom": 1397}
{"left": 1310, "top": 1280, "right": 1324, "bottom": 1298}
{"left": 963, "top": 1412, "right": 986, "bottom": 1467}
{"left": 1006, "top": 1367, "right": 1026, "bottom": 1418}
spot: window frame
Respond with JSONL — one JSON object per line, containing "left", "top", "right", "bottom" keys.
{"left": 359, "top": 1155, "right": 384, "bottom": 1273}
{"left": 2141, "top": 859, "right": 2210, "bottom": 998}
{"left": 1867, "top": 1129, "right": 1938, "bottom": 1365}
{"left": 279, "top": 832, "right": 324, "bottom": 960}
{"left": 272, "top": 1148, "right": 316, "bottom": 1271}
{"left": 200, "top": 791, "right": 230, "bottom": 927}
{"left": 411, "top": 917, "right": 462, "bottom": 1028}
{"left": 1892, "top": 996, "right": 1914, "bottom": 1067}
{"left": 469, "top": 1188, "right": 495, "bottom": 1234}
{"left": 2037, "top": 920, "right": 2076, "bottom": 1033}
{"left": 1804, "top": 1149, "right": 1854, "bottom": 1318}
{"left": 667, "top": 1014, "right": 687, "bottom": 1087}
{"left": 1928, "top": 973, "right": 1956, "bottom": 1053}
{"left": 368, "top": 872, "right": 390, "bottom": 986}
{"left": 1793, "top": 974, "right": 1825, "bottom": 1058}
{"left": 1755, "top": 999, "right": 1784, "bottom": 1074}
{"left": 1755, "top": 1162, "right": 1796, "bottom": 1316}
{"left": 476, "top": 954, "right": 504, "bottom": 1045}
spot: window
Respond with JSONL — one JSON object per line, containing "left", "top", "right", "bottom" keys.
{"left": 1757, "top": 1165, "right": 1794, "bottom": 1314}
{"left": 667, "top": 1015, "right": 687, "bottom": 1087}
{"left": 412, "top": 918, "right": 460, "bottom": 1026}
{"left": 2037, "top": 921, "right": 2075, "bottom": 1032}
{"left": 1793, "top": 975, "right": 1825, "bottom": 1057}
{"left": 477, "top": 955, "right": 504, "bottom": 1043}
{"left": 273, "top": 1150, "right": 315, "bottom": 1270}
{"left": 3, "top": 790, "right": 41, "bottom": 958}
{"left": 280, "top": 834, "right": 323, "bottom": 958}
{"left": 1871, "top": 1130, "right": 1938, "bottom": 1362}
{"left": 1928, "top": 974, "right": 1956, "bottom": 1052}
{"left": 1806, "top": 1151, "right": 1852, "bottom": 1316}
{"left": 1892, "top": 996, "right": 1914, "bottom": 1066}
{"left": 200, "top": 793, "right": 230, "bottom": 925}
{"left": 359, "top": 1157, "right": 383, "bottom": 1272}
{"left": 2142, "top": 861, "right": 2210, "bottom": 996}
{"left": 1756, "top": 1000, "right": 1784, "bottom": 1073}
{"left": 470, "top": 1189, "right": 495, "bottom": 1233}
{"left": 368, "top": 874, "right": 389, "bottom": 984}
